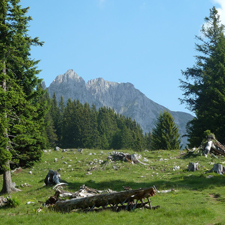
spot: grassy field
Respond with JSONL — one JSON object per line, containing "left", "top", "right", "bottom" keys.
{"left": 0, "top": 148, "right": 225, "bottom": 225}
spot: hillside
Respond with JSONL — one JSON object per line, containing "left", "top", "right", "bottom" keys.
{"left": 47, "top": 69, "right": 193, "bottom": 146}
{"left": 1, "top": 148, "right": 225, "bottom": 224}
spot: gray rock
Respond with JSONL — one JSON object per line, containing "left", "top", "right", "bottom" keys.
{"left": 188, "top": 162, "right": 199, "bottom": 171}
{"left": 47, "top": 69, "right": 194, "bottom": 147}
{"left": 77, "top": 148, "right": 83, "bottom": 153}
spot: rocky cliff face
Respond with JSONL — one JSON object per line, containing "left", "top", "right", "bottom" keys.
{"left": 47, "top": 69, "right": 193, "bottom": 147}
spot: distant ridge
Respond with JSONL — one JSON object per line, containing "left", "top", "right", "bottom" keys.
{"left": 47, "top": 69, "right": 193, "bottom": 146}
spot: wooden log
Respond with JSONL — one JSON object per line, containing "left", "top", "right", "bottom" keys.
{"left": 71, "top": 202, "right": 160, "bottom": 212}
{"left": 54, "top": 187, "right": 156, "bottom": 212}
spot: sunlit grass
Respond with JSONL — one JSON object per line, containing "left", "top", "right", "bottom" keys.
{"left": 1, "top": 149, "right": 225, "bottom": 224}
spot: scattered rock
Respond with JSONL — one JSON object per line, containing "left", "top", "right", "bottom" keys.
{"left": 86, "top": 172, "right": 92, "bottom": 175}
{"left": 188, "top": 162, "right": 199, "bottom": 171}
{"left": 45, "top": 169, "right": 61, "bottom": 185}
{"left": 54, "top": 158, "right": 58, "bottom": 162}
{"left": 112, "top": 165, "right": 118, "bottom": 170}
{"left": 20, "top": 183, "right": 31, "bottom": 188}
{"left": 26, "top": 201, "right": 35, "bottom": 205}
{"left": 77, "top": 148, "right": 83, "bottom": 153}
{"left": 55, "top": 146, "right": 60, "bottom": 151}
{"left": 0, "top": 196, "right": 9, "bottom": 207}
{"left": 173, "top": 166, "right": 180, "bottom": 171}
{"left": 28, "top": 171, "right": 32, "bottom": 174}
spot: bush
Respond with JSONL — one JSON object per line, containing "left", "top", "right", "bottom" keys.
{"left": 7, "top": 197, "right": 20, "bottom": 208}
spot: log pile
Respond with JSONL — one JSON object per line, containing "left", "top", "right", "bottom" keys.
{"left": 45, "top": 185, "right": 159, "bottom": 212}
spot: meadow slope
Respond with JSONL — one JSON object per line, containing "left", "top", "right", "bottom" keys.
{"left": 0, "top": 149, "right": 225, "bottom": 225}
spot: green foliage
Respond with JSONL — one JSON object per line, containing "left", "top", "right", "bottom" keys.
{"left": 0, "top": 0, "right": 47, "bottom": 193}
{"left": 7, "top": 197, "right": 20, "bottom": 208}
{"left": 49, "top": 97, "right": 150, "bottom": 150}
{"left": 151, "top": 111, "right": 181, "bottom": 150}
{"left": 180, "top": 7, "right": 225, "bottom": 147}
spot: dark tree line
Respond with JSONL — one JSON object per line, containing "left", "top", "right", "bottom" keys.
{"left": 44, "top": 93, "right": 152, "bottom": 151}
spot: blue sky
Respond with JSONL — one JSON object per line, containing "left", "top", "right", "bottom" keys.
{"left": 20, "top": 0, "right": 225, "bottom": 115}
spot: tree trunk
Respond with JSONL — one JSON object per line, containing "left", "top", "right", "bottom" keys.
{"left": 0, "top": 63, "right": 19, "bottom": 194}
{"left": 1, "top": 161, "right": 19, "bottom": 194}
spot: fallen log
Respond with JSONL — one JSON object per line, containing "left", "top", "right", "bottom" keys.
{"left": 53, "top": 187, "right": 156, "bottom": 212}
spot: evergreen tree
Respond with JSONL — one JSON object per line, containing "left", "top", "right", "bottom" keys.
{"left": 151, "top": 111, "right": 181, "bottom": 150}
{"left": 0, "top": 0, "right": 45, "bottom": 193}
{"left": 42, "top": 91, "right": 57, "bottom": 147}
{"left": 90, "top": 104, "right": 101, "bottom": 149}
{"left": 180, "top": 7, "right": 225, "bottom": 147}
{"left": 50, "top": 93, "right": 61, "bottom": 145}
{"left": 144, "top": 132, "right": 152, "bottom": 150}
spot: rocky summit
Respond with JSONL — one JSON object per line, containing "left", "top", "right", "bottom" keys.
{"left": 47, "top": 69, "right": 193, "bottom": 147}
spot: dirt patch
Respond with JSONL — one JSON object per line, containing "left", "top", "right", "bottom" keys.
{"left": 12, "top": 167, "right": 23, "bottom": 174}
{"left": 209, "top": 193, "right": 220, "bottom": 199}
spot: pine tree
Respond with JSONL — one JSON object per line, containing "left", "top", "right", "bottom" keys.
{"left": 90, "top": 104, "right": 101, "bottom": 149}
{"left": 144, "top": 132, "right": 152, "bottom": 150}
{"left": 151, "top": 111, "right": 181, "bottom": 150}
{"left": 180, "top": 7, "right": 225, "bottom": 147}
{"left": 0, "top": 1, "right": 45, "bottom": 193}
{"left": 42, "top": 91, "right": 57, "bottom": 147}
{"left": 50, "top": 93, "right": 61, "bottom": 145}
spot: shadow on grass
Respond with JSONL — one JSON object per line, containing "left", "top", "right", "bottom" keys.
{"left": 62, "top": 173, "right": 225, "bottom": 192}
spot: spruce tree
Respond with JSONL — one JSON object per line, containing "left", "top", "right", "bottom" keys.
{"left": 0, "top": 0, "right": 45, "bottom": 193}
{"left": 180, "top": 7, "right": 225, "bottom": 147}
{"left": 151, "top": 111, "right": 181, "bottom": 150}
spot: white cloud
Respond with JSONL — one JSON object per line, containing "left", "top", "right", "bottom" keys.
{"left": 213, "top": 0, "right": 225, "bottom": 25}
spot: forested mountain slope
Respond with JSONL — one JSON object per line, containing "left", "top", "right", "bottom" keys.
{"left": 47, "top": 69, "right": 193, "bottom": 146}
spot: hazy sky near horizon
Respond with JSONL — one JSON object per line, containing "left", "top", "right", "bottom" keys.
{"left": 20, "top": 0, "right": 225, "bottom": 115}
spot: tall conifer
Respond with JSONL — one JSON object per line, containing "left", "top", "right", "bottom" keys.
{"left": 180, "top": 7, "right": 225, "bottom": 146}
{"left": 0, "top": 0, "right": 45, "bottom": 193}
{"left": 151, "top": 111, "right": 181, "bottom": 150}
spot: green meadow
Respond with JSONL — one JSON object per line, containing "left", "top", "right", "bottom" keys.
{"left": 1, "top": 149, "right": 225, "bottom": 225}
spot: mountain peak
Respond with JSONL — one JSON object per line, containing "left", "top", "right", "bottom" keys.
{"left": 47, "top": 69, "right": 193, "bottom": 146}
{"left": 51, "top": 69, "right": 83, "bottom": 85}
